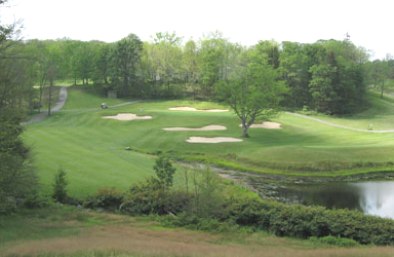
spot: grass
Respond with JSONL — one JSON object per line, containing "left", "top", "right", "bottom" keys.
{"left": 22, "top": 87, "right": 394, "bottom": 199}
{"left": 2, "top": 206, "right": 394, "bottom": 257}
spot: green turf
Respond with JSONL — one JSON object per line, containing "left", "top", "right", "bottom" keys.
{"left": 22, "top": 88, "right": 394, "bottom": 198}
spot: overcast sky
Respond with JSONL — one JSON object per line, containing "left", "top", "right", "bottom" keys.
{"left": 1, "top": 0, "right": 393, "bottom": 59}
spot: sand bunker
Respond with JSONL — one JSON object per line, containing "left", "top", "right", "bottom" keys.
{"left": 241, "top": 121, "right": 281, "bottom": 129}
{"left": 163, "top": 125, "right": 227, "bottom": 131}
{"left": 102, "top": 113, "right": 152, "bottom": 121}
{"left": 186, "top": 137, "right": 243, "bottom": 144}
{"left": 169, "top": 106, "right": 229, "bottom": 112}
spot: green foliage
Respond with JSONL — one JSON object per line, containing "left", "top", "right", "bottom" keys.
{"left": 122, "top": 179, "right": 191, "bottom": 215}
{"left": 153, "top": 155, "right": 176, "bottom": 189}
{"left": 309, "top": 235, "right": 359, "bottom": 247}
{"left": 83, "top": 188, "right": 124, "bottom": 211}
{"left": 52, "top": 168, "right": 68, "bottom": 203}
{"left": 0, "top": 18, "right": 38, "bottom": 214}
{"left": 309, "top": 64, "right": 337, "bottom": 113}
{"left": 217, "top": 44, "right": 287, "bottom": 137}
{"left": 121, "top": 156, "right": 190, "bottom": 215}
{"left": 109, "top": 34, "right": 143, "bottom": 97}
{"left": 225, "top": 199, "right": 394, "bottom": 245}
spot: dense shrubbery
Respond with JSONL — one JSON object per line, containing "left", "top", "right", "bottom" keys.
{"left": 224, "top": 198, "right": 394, "bottom": 245}
{"left": 83, "top": 188, "right": 124, "bottom": 211}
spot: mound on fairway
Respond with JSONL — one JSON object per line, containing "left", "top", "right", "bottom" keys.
{"left": 249, "top": 121, "right": 281, "bottom": 129}
{"left": 186, "top": 136, "right": 243, "bottom": 143}
{"left": 102, "top": 113, "right": 152, "bottom": 121}
{"left": 163, "top": 125, "right": 227, "bottom": 131}
{"left": 169, "top": 106, "right": 229, "bottom": 112}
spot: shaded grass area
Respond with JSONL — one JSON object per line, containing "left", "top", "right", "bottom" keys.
{"left": 22, "top": 88, "right": 394, "bottom": 198}
{"left": 2, "top": 206, "right": 394, "bottom": 257}
{"left": 300, "top": 92, "right": 394, "bottom": 130}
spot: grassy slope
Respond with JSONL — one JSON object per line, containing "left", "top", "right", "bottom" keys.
{"left": 1, "top": 206, "right": 394, "bottom": 257}
{"left": 23, "top": 88, "right": 394, "bottom": 198}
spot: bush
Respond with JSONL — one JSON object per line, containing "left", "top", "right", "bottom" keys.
{"left": 225, "top": 199, "right": 394, "bottom": 245}
{"left": 52, "top": 168, "right": 68, "bottom": 203}
{"left": 121, "top": 179, "right": 192, "bottom": 215}
{"left": 161, "top": 213, "right": 241, "bottom": 232}
{"left": 83, "top": 188, "right": 124, "bottom": 211}
{"left": 309, "top": 235, "right": 359, "bottom": 247}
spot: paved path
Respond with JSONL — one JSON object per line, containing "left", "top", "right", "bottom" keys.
{"left": 287, "top": 112, "right": 394, "bottom": 133}
{"left": 23, "top": 87, "right": 68, "bottom": 125}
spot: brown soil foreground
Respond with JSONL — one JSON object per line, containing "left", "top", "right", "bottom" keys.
{"left": 2, "top": 224, "right": 394, "bottom": 257}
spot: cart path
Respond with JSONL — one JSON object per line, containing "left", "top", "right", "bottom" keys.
{"left": 23, "top": 87, "right": 68, "bottom": 125}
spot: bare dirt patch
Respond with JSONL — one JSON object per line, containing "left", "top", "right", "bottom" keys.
{"left": 102, "top": 113, "right": 152, "bottom": 121}
{"left": 186, "top": 136, "right": 243, "bottom": 143}
{"left": 169, "top": 106, "right": 229, "bottom": 112}
{"left": 163, "top": 125, "right": 227, "bottom": 131}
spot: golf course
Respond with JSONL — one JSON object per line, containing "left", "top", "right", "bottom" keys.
{"left": 22, "top": 87, "right": 394, "bottom": 199}
{"left": 2, "top": 86, "right": 394, "bottom": 256}
{"left": 2, "top": 4, "right": 394, "bottom": 253}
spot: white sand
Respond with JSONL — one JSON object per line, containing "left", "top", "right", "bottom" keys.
{"left": 186, "top": 137, "right": 243, "bottom": 143}
{"left": 102, "top": 113, "right": 152, "bottom": 121}
{"left": 240, "top": 121, "right": 281, "bottom": 129}
{"left": 169, "top": 106, "right": 228, "bottom": 112}
{"left": 163, "top": 125, "right": 227, "bottom": 131}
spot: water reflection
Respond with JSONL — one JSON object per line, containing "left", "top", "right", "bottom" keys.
{"left": 355, "top": 182, "right": 394, "bottom": 219}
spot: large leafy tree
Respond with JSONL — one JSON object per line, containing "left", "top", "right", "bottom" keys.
{"left": 109, "top": 33, "right": 143, "bottom": 97}
{"left": 142, "top": 32, "right": 183, "bottom": 97}
{"left": 182, "top": 39, "right": 200, "bottom": 98}
{"left": 219, "top": 45, "right": 287, "bottom": 137}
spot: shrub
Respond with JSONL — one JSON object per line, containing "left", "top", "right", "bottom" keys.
{"left": 309, "top": 236, "right": 359, "bottom": 247}
{"left": 121, "top": 179, "right": 192, "bottom": 215}
{"left": 225, "top": 199, "right": 394, "bottom": 245}
{"left": 84, "top": 188, "right": 124, "bottom": 211}
{"left": 52, "top": 168, "right": 68, "bottom": 203}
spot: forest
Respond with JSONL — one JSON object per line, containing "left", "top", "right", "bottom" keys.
{"left": 7, "top": 32, "right": 394, "bottom": 116}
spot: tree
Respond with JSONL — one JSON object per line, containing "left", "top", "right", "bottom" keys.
{"left": 153, "top": 155, "right": 176, "bottom": 190}
{"left": 142, "top": 32, "right": 183, "bottom": 97}
{"left": 109, "top": 34, "right": 143, "bottom": 97}
{"left": 198, "top": 33, "right": 228, "bottom": 98}
{"left": 0, "top": 1, "right": 38, "bottom": 213}
{"left": 52, "top": 168, "right": 68, "bottom": 203}
{"left": 182, "top": 40, "right": 200, "bottom": 98}
{"left": 218, "top": 46, "right": 287, "bottom": 137}
{"left": 308, "top": 64, "right": 338, "bottom": 113}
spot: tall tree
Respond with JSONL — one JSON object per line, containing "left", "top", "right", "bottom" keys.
{"left": 109, "top": 33, "right": 143, "bottom": 97}
{"left": 182, "top": 40, "right": 200, "bottom": 99}
{"left": 0, "top": 2, "right": 38, "bottom": 213}
{"left": 142, "top": 32, "right": 183, "bottom": 97}
{"left": 218, "top": 46, "right": 287, "bottom": 137}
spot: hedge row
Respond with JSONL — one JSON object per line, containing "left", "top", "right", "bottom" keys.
{"left": 226, "top": 198, "right": 394, "bottom": 245}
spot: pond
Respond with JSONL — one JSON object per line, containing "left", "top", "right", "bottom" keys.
{"left": 253, "top": 180, "right": 394, "bottom": 219}
{"left": 210, "top": 166, "right": 394, "bottom": 219}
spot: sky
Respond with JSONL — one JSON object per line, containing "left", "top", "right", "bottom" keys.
{"left": 1, "top": 0, "right": 393, "bottom": 59}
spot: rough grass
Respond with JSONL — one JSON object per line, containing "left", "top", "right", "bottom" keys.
{"left": 22, "top": 88, "right": 394, "bottom": 198}
{"left": 2, "top": 206, "right": 394, "bottom": 257}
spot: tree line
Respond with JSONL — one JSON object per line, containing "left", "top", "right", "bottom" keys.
{"left": 14, "top": 32, "right": 378, "bottom": 115}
